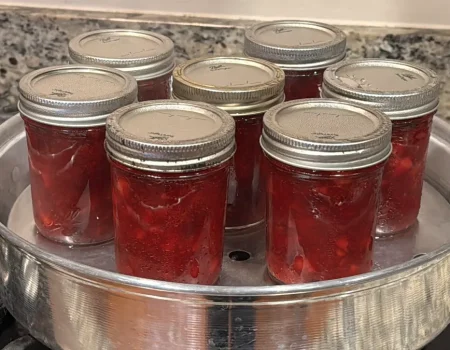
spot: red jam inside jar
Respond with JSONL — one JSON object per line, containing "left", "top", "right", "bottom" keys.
{"left": 244, "top": 20, "right": 346, "bottom": 101}
{"left": 106, "top": 100, "right": 235, "bottom": 284}
{"left": 69, "top": 29, "right": 175, "bottom": 101}
{"left": 266, "top": 157, "right": 384, "bottom": 283}
{"left": 23, "top": 118, "right": 113, "bottom": 244}
{"left": 18, "top": 65, "right": 137, "bottom": 245}
{"left": 322, "top": 59, "right": 440, "bottom": 236}
{"left": 111, "top": 160, "right": 230, "bottom": 284}
{"left": 284, "top": 69, "right": 325, "bottom": 100}
{"left": 172, "top": 56, "right": 285, "bottom": 231}
{"left": 137, "top": 71, "right": 172, "bottom": 101}
{"left": 377, "top": 112, "right": 434, "bottom": 234}
{"left": 261, "top": 99, "right": 392, "bottom": 284}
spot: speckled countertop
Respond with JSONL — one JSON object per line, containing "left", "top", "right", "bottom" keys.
{"left": 0, "top": 6, "right": 449, "bottom": 122}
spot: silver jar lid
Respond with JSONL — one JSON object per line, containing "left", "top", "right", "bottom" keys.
{"left": 244, "top": 20, "right": 346, "bottom": 71}
{"left": 106, "top": 100, "right": 236, "bottom": 172}
{"left": 322, "top": 59, "right": 440, "bottom": 120}
{"left": 172, "top": 56, "right": 285, "bottom": 116}
{"left": 69, "top": 29, "right": 175, "bottom": 80}
{"left": 261, "top": 99, "right": 392, "bottom": 171}
{"left": 18, "top": 65, "right": 138, "bottom": 127}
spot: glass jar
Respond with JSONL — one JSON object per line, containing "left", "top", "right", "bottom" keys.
{"left": 262, "top": 99, "right": 392, "bottom": 284}
{"left": 244, "top": 20, "right": 346, "bottom": 101}
{"left": 105, "top": 100, "right": 235, "bottom": 284}
{"left": 172, "top": 56, "right": 285, "bottom": 231}
{"left": 322, "top": 59, "right": 440, "bottom": 236}
{"left": 18, "top": 65, "right": 137, "bottom": 245}
{"left": 69, "top": 29, "right": 174, "bottom": 101}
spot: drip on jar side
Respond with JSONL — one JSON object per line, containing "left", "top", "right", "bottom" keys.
{"left": 265, "top": 156, "right": 385, "bottom": 284}
{"left": 226, "top": 113, "right": 266, "bottom": 230}
{"left": 283, "top": 69, "right": 325, "bottom": 101}
{"left": 137, "top": 72, "right": 172, "bottom": 102}
{"left": 111, "top": 159, "right": 230, "bottom": 284}
{"left": 22, "top": 116, "right": 113, "bottom": 245}
{"left": 377, "top": 112, "right": 434, "bottom": 235}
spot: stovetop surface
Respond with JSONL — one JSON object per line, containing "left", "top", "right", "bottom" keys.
{"left": 0, "top": 300, "right": 447, "bottom": 349}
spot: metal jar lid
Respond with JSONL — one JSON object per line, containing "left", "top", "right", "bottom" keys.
{"left": 105, "top": 100, "right": 236, "bottom": 172}
{"left": 261, "top": 99, "right": 392, "bottom": 171}
{"left": 244, "top": 20, "right": 347, "bottom": 71}
{"left": 69, "top": 29, "right": 175, "bottom": 80}
{"left": 322, "top": 59, "right": 440, "bottom": 120}
{"left": 18, "top": 65, "right": 138, "bottom": 127}
{"left": 172, "top": 56, "right": 285, "bottom": 116}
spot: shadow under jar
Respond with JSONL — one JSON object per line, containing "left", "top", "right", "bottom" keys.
{"left": 322, "top": 59, "right": 440, "bottom": 236}
{"left": 172, "top": 56, "right": 285, "bottom": 232}
{"left": 262, "top": 99, "right": 392, "bottom": 284}
{"left": 105, "top": 100, "right": 236, "bottom": 284}
{"left": 18, "top": 65, "right": 137, "bottom": 245}
{"left": 69, "top": 29, "right": 175, "bottom": 101}
{"left": 244, "top": 20, "right": 346, "bottom": 101}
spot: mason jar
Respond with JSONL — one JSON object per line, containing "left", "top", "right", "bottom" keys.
{"left": 18, "top": 65, "right": 137, "bottom": 245}
{"left": 105, "top": 100, "right": 235, "bottom": 284}
{"left": 322, "top": 59, "right": 440, "bottom": 236}
{"left": 172, "top": 56, "right": 285, "bottom": 232}
{"left": 262, "top": 99, "right": 392, "bottom": 284}
{"left": 69, "top": 29, "right": 174, "bottom": 101}
{"left": 244, "top": 20, "right": 346, "bottom": 101}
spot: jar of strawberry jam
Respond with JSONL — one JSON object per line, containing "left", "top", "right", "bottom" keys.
{"left": 69, "top": 29, "right": 175, "bottom": 101}
{"left": 18, "top": 65, "right": 138, "bottom": 245}
{"left": 172, "top": 56, "right": 285, "bottom": 231}
{"left": 244, "top": 20, "right": 346, "bottom": 101}
{"left": 322, "top": 59, "right": 440, "bottom": 236}
{"left": 105, "top": 100, "right": 235, "bottom": 284}
{"left": 262, "top": 99, "right": 392, "bottom": 284}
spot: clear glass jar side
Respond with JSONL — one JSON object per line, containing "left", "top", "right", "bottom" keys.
{"left": 265, "top": 155, "right": 385, "bottom": 284}
{"left": 226, "top": 113, "right": 266, "bottom": 230}
{"left": 137, "top": 71, "right": 172, "bottom": 102}
{"left": 110, "top": 159, "right": 230, "bottom": 284}
{"left": 377, "top": 112, "right": 435, "bottom": 235}
{"left": 283, "top": 69, "right": 325, "bottom": 101}
{"left": 22, "top": 116, "right": 113, "bottom": 245}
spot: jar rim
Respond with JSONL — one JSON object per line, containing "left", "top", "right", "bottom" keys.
{"left": 105, "top": 100, "right": 236, "bottom": 172}
{"left": 172, "top": 56, "right": 285, "bottom": 116}
{"left": 18, "top": 65, "right": 138, "bottom": 128}
{"left": 69, "top": 29, "right": 175, "bottom": 80}
{"left": 261, "top": 99, "right": 393, "bottom": 171}
{"left": 322, "top": 59, "right": 440, "bottom": 120}
{"left": 244, "top": 20, "right": 347, "bottom": 70}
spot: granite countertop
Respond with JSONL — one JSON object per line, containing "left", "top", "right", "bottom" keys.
{"left": 0, "top": 6, "right": 449, "bottom": 122}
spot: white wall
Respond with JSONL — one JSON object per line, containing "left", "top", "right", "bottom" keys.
{"left": 2, "top": 0, "right": 447, "bottom": 29}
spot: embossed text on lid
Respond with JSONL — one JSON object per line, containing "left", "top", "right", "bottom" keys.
{"left": 322, "top": 59, "right": 440, "bottom": 120}
{"left": 18, "top": 65, "right": 137, "bottom": 127}
{"left": 172, "top": 56, "right": 285, "bottom": 116}
{"left": 69, "top": 29, "right": 175, "bottom": 80}
{"left": 244, "top": 21, "right": 346, "bottom": 70}
{"left": 106, "top": 100, "right": 236, "bottom": 172}
{"left": 261, "top": 99, "right": 392, "bottom": 170}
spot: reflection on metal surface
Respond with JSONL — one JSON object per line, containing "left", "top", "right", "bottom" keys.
{"left": 0, "top": 115, "right": 449, "bottom": 349}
